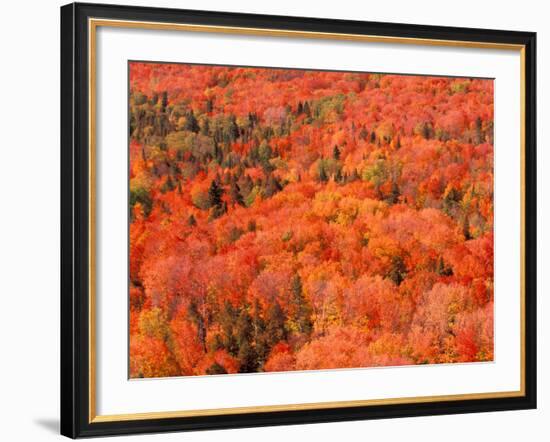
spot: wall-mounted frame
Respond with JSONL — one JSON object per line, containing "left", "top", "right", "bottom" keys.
{"left": 61, "top": 2, "right": 536, "bottom": 438}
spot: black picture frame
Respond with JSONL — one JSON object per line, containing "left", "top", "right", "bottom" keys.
{"left": 61, "top": 2, "right": 537, "bottom": 438}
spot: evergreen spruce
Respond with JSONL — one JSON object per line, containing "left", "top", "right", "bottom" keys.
{"left": 290, "top": 275, "right": 313, "bottom": 334}
{"left": 185, "top": 110, "right": 200, "bottom": 133}
{"left": 333, "top": 145, "right": 341, "bottom": 160}
{"left": 265, "top": 302, "right": 287, "bottom": 346}
{"left": 229, "top": 180, "right": 245, "bottom": 206}
{"left": 161, "top": 91, "right": 168, "bottom": 111}
{"left": 207, "top": 179, "right": 223, "bottom": 208}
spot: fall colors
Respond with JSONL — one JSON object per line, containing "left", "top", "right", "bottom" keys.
{"left": 129, "top": 62, "right": 494, "bottom": 378}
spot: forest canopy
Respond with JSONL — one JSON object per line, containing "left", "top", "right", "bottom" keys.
{"left": 128, "top": 62, "right": 494, "bottom": 378}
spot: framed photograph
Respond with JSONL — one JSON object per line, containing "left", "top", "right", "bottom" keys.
{"left": 60, "top": 2, "right": 536, "bottom": 438}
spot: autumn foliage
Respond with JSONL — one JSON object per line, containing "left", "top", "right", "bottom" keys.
{"left": 128, "top": 62, "right": 494, "bottom": 378}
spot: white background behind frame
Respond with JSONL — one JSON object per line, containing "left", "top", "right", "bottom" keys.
{"left": 95, "top": 25, "right": 520, "bottom": 415}
{"left": 0, "top": 0, "right": 546, "bottom": 441}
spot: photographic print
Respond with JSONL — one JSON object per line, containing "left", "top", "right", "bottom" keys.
{"left": 61, "top": 5, "right": 536, "bottom": 436}
{"left": 128, "top": 62, "right": 494, "bottom": 378}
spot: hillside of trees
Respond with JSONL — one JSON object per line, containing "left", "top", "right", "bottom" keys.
{"left": 128, "top": 62, "right": 494, "bottom": 378}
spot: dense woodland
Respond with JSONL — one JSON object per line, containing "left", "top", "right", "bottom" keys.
{"left": 129, "top": 62, "right": 494, "bottom": 378}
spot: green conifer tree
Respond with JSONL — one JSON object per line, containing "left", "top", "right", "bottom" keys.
{"left": 290, "top": 275, "right": 313, "bottom": 334}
